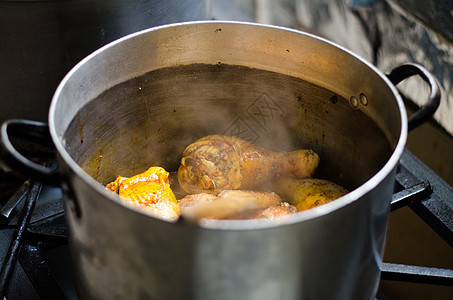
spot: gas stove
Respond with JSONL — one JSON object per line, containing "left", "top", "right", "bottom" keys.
{"left": 0, "top": 148, "right": 451, "bottom": 299}
{"left": 1, "top": 1, "right": 452, "bottom": 299}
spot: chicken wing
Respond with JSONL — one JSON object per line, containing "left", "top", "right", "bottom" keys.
{"left": 106, "top": 166, "right": 180, "bottom": 221}
{"left": 178, "top": 134, "right": 320, "bottom": 194}
{"left": 274, "top": 176, "right": 348, "bottom": 211}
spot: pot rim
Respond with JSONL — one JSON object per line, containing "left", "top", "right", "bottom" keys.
{"left": 49, "top": 20, "right": 408, "bottom": 230}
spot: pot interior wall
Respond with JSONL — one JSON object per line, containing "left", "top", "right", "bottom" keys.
{"left": 63, "top": 63, "right": 392, "bottom": 191}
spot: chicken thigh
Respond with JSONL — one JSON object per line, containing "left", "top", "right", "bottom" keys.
{"left": 106, "top": 166, "right": 180, "bottom": 221}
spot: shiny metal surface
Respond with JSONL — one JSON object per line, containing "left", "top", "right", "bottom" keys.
{"left": 0, "top": 181, "right": 29, "bottom": 225}
{"left": 49, "top": 22, "right": 408, "bottom": 299}
{"left": 0, "top": 0, "right": 208, "bottom": 124}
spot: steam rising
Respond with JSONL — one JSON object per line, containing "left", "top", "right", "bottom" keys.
{"left": 63, "top": 63, "right": 391, "bottom": 191}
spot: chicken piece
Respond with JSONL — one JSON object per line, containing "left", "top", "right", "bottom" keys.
{"left": 178, "top": 193, "right": 217, "bottom": 212}
{"left": 106, "top": 167, "right": 180, "bottom": 221}
{"left": 256, "top": 202, "right": 297, "bottom": 219}
{"left": 180, "top": 190, "right": 282, "bottom": 221}
{"left": 178, "top": 134, "right": 320, "bottom": 194}
{"left": 274, "top": 176, "right": 348, "bottom": 211}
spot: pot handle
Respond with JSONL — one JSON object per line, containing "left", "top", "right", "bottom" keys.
{"left": 386, "top": 63, "right": 441, "bottom": 131}
{"left": 0, "top": 119, "right": 61, "bottom": 185}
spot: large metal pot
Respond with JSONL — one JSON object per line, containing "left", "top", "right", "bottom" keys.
{"left": 0, "top": 21, "right": 440, "bottom": 299}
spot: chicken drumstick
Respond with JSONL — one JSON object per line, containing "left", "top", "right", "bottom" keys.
{"left": 178, "top": 134, "right": 319, "bottom": 194}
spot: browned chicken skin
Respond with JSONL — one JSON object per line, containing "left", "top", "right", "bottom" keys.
{"left": 274, "top": 176, "right": 348, "bottom": 211}
{"left": 106, "top": 167, "right": 180, "bottom": 221}
{"left": 178, "top": 135, "right": 320, "bottom": 194}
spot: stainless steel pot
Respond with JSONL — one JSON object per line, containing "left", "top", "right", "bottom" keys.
{"left": 0, "top": 21, "right": 440, "bottom": 299}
